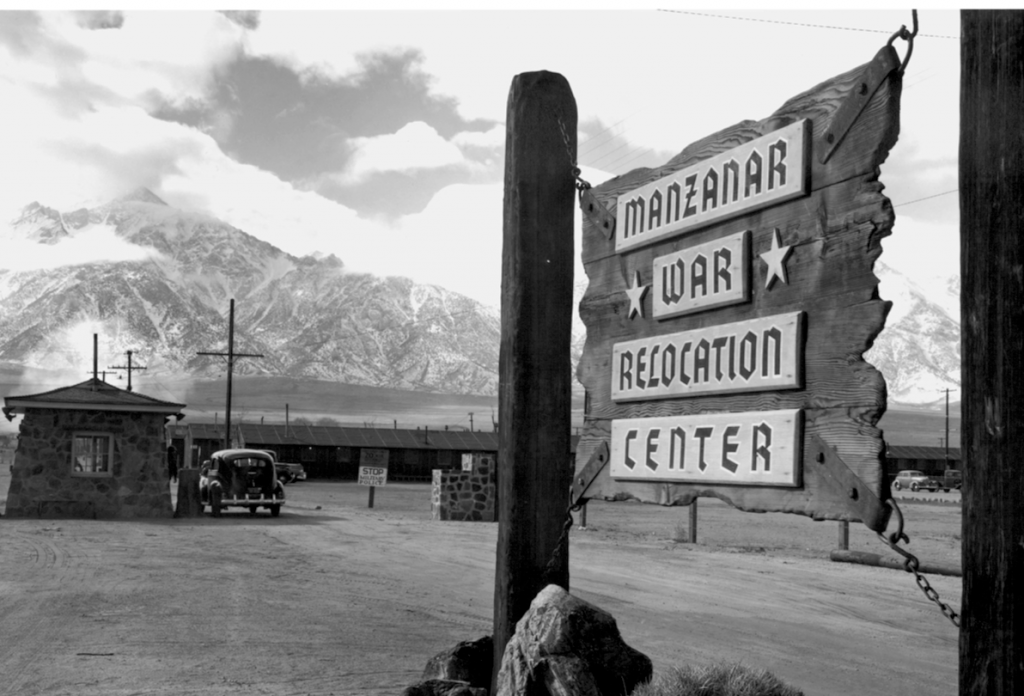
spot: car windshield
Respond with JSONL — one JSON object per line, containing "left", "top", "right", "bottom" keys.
{"left": 230, "top": 458, "right": 268, "bottom": 468}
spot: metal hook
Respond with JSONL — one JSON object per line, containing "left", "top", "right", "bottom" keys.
{"left": 878, "top": 497, "right": 909, "bottom": 546}
{"left": 887, "top": 9, "right": 918, "bottom": 74}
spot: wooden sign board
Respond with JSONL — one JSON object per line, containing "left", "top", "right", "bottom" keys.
{"left": 612, "top": 311, "right": 804, "bottom": 401}
{"left": 616, "top": 120, "right": 810, "bottom": 253}
{"left": 611, "top": 409, "right": 802, "bottom": 487}
{"left": 652, "top": 230, "right": 751, "bottom": 319}
{"left": 576, "top": 49, "right": 901, "bottom": 528}
{"left": 358, "top": 448, "right": 389, "bottom": 486}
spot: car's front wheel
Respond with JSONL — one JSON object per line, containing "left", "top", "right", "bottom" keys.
{"left": 911, "top": 482, "right": 920, "bottom": 492}
{"left": 893, "top": 480, "right": 902, "bottom": 490}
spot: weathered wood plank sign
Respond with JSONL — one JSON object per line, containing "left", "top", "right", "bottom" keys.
{"left": 576, "top": 47, "right": 902, "bottom": 529}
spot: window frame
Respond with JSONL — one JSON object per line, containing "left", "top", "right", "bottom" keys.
{"left": 71, "top": 431, "right": 115, "bottom": 477}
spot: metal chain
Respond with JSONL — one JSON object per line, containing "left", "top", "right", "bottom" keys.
{"left": 555, "top": 111, "right": 592, "bottom": 197}
{"left": 541, "top": 503, "right": 578, "bottom": 586}
{"left": 876, "top": 498, "right": 961, "bottom": 628}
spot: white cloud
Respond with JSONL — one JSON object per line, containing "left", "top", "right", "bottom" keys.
{"left": 42, "top": 10, "right": 245, "bottom": 109}
{"left": 337, "top": 121, "right": 468, "bottom": 184}
{"left": 452, "top": 125, "right": 505, "bottom": 148}
{"left": 0, "top": 223, "right": 161, "bottom": 272}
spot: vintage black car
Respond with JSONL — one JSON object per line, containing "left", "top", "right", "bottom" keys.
{"left": 200, "top": 449, "right": 285, "bottom": 517}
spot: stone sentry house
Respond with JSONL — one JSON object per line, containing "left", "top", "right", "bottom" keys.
{"left": 3, "top": 378, "right": 186, "bottom": 519}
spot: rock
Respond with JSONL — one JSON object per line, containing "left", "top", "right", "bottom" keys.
{"left": 496, "top": 584, "right": 652, "bottom": 696}
{"left": 401, "top": 678, "right": 488, "bottom": 696}
{"left": 422, "top": 635, "right": 494, "bottom": 687}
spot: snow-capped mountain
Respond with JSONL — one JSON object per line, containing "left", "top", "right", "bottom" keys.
{"left": 0, "top": 190, "right": 958, "bottom": 405}
{"left": 0, "top": 189, "right": 501, "bottom": 395}
{"left": 867, "top": 261, "right": 961, "bottom": 406}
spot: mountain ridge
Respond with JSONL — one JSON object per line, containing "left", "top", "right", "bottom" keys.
{"left": 0, "top": 192, "right": 959, "bottom": 407}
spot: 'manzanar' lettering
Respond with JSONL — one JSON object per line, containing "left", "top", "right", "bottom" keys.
{"left": 616, "top": 120, "right": 810, "bottom": 253}
{"left": 612, "top": 312, "right": 804, "bottom": 402}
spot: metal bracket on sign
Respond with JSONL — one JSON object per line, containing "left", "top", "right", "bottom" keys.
{"left": 807, "top": 434, "right": 890, "bottom": 533}
{"left": 579, "top": 187, "right": 616, "bottom": 240}
{"left": 570, "top": 440, "right": 609, "bottom": 508}
{"left": 817, "top": 45, "right": 901, "bottom": 165}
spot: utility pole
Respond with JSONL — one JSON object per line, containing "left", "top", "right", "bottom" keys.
{"left": 197, "top": 299, "right": 264, "bottom": 451}
{"left": 468, "top": 412, "right": 474, "bottom": 432}
{"left": 86, "top": 370, "right": 118, "bottom": 383}
{"left": 961, "top": 10, "right": 1024, "bottom": 693}
{"left": 108, "top": 350, "right": 146, "bottom": 392}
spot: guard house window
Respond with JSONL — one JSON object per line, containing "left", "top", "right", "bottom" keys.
{"left": 72, "top": 433, "right": 113, "bottom": 476}
{"left": 301, "top": 447, "right": 315, "bottom": 463}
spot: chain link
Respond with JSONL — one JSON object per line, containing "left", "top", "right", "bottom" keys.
{"left": 877, "top": 498, "right": 960, "bottom": 628}
{"left": 555, "top": 111, "right": 592, "bottom": 197}
{"left": 541, "top": 504, "right": 578, "bottom": 586}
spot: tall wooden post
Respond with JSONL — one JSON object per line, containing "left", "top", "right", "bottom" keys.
{"left": 493, "top": 71, "right": 576, "bottom": 684}
{"left": 197, "top": 299, "right": 264, "bottom": 453}
{"left": 960, "top": 11, "right": 1024, "bottom": 693}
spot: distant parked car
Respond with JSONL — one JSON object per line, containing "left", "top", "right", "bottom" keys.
{"left": 200, "top": 449, "right": 285, "bottom": 517}
{"left": 942, "top": 469, "right": 962, "bottom": 492}
{"left": 275, "top": 461, "right": 306, "bottom": 484}
{"left": 893, "top": 469, "right": 941, "bottom": 492}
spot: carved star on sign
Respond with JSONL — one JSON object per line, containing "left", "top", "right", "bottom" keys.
{"left": 625, "top": 271, "right": 649, "bottom": 320}
{"left": 760, "top": 228, "right": 794, "bottom": 289}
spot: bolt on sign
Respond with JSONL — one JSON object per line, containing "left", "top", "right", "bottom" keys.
{"left": 358, "top": 448, "right": 389, "bottom": 487}
{"left": 576, "top": 46, "right": 904, "bottom": 530}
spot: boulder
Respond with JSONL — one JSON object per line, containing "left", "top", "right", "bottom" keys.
{"left": 401, "top": 678, "right": 488, "bottom": 696}
{"left": 496, "top": 584, "right": 652, "bottom": 696}
{"left": 422, "top": 635, "right": 494, "bottom": 687}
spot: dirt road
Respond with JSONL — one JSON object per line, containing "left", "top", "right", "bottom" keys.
{"left": 0, "top": 480, "right": 960, "bottom": 696}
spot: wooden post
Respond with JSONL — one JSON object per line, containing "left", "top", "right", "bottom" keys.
{"left": 688, "top": 499, "right": 698, "bottom": 544}
{"left": 493, "top": 70, "right": 576, "bottom": 685}
{"left": 173, "top": 469, "right": 203, "bottom": 518}
{"left": 579, "top": 501, "right": 587, "bottom": 529}
{"left": 961, "top": 11, "right": 1024, "bottom": 694}
{"left": 368, "top": 485, "right": 375, "bottom": 509}
{"left": 838, "top": 520, "right": 849, "bottom": 551}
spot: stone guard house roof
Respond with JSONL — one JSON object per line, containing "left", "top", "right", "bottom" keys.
{"left": 4, "top": 378, "right": 186, "bottom": 418}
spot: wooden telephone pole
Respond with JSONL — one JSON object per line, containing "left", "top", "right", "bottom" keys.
{"left": 960, "top": 10, "right": 1024, "bottom": 694}
{"left": 492, "top": 71, "right": 576, "bottom": 687}
{"left": 197, "top": 299, "right": 264, "bottom": 451}
{"left": 108, "top": 350, "right": 146, "bottom": 392}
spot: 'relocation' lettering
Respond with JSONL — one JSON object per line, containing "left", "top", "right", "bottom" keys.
{"left": 612, "top": 312, "right": 803, "bottom": 402}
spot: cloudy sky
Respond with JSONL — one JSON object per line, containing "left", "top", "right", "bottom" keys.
{"left": 0, "top": 7, "right": 961, "bottom": 307}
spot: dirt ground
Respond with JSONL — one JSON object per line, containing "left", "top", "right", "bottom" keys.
{"left": 0, "top": 474, "right": 961, "bottom": 696}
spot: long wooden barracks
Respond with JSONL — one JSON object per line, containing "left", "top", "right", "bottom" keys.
{"left": 168, "top": 422, "right": 570, "bottom": 482}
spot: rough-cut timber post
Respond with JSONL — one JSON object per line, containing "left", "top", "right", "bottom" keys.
{"left": 960, "top": 11, "right": 1024, "bottom": 694}
{"left": 493, "top": 70, "right": 576, "bottom": 686}
{"left": 174, "top": 469, "right": 203, "bottom": 518}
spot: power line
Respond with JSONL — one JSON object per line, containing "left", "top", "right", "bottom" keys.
{"left": 656, "top": 9, "right": 959, "bottom": 39}
{"left": 893, "top": 188, "right": 958, "bottom": 208}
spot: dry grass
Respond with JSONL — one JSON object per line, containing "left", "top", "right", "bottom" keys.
{"left": 630, "top": 663, "right": 803, "bottom": 696}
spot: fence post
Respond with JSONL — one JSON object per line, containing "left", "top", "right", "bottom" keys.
{"left": 689, "top": 499, "right": 698, "bottom": 544}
